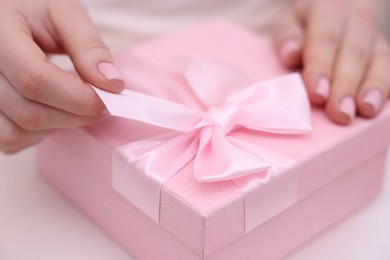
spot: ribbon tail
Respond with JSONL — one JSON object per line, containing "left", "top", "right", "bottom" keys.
{"left": 228, "top": 135, "right": 299, "bottom": 233}
{"left": 93, "top": 86, "right": 205, "bottom": 132}
{"left": 227, "top": 135, "right": 296, "bottom": 177}
{"left": 113, "top": 131, "right": 199, "bottom": 221}
{"left": 194, "top": 126, "right": 271, "bottom": 182}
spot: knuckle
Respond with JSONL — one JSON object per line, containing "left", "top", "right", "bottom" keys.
{"left": 355, "top": 5, "right": 377, "bottom": 28}
{"left": 305, "top": 33, "right": 338, "bottom": 65}
{"left": 376, "top": 40, "right": 390, "bottom": 59}
{"left": 334, "top": 70, "right": 357, "bottom": 89}
{"left": 366, "top": 72, "right": 388, "bottom": 87}
{"left": 273, "top": 12, "right": 294, "bottom": 33}
{"left": 310, "top": 32, "right": 339, "bottom": 49}
{"left": 321, "top": 33, "right": 338, "bottom": 48}
{"left": 346, "top": 44, "right": 368, "bottom": 61}
{"left": 72, "top": 37, "right": 110, "bottom": 65}
{"left": 16, "top": 66, "right": 44, "bottom": 101}
{"left": 0, "top": 129, "right": 24, "bottom": 154}
{"left": 14, "top": 108, "right": 42, "bottom": 131}
{"left": 77, "top": 37, "right": 108, "bottom": 54}
{"left": 338, "top": 74, "right": 356, "bottom": 87}
{"left": 304, "top": 49, "right": 331, "bottom": 72}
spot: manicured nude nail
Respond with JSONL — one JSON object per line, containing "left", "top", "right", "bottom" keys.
{"left": 340, "top": 96, "right": 356, "bottom": 120}
{"left": 363, "top": 89, "right": 382, "bottom": 114}
{"left": 98, "top": 62, "right": 124, "bottom": 81}
{"left": 316, "top": 77, "right": 330, "bottom": 100}
{"left": 281, "top": 39, "right": 300, "bottom": 61}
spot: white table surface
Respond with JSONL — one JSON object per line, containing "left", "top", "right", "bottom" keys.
{"left": 1, "top": 147, "right": 390, "bottom": 260}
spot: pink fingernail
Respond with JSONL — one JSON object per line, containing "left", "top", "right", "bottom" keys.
{"left": 340, "top": 96, "right": 356, "bottom": 120}
{"left": 98, "top": 62, "right": 123, "bottom": 81}
{"left": 281, "top": 39, "right": 300, "bottom": 61}
{"left": 316, "top": 77, "right": 330, "bottom": 100}
{"left": 363, "top": 89, "right": 382, "bottom": 114}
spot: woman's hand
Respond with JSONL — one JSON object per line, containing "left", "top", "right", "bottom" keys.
{"left": 0, "top": 0, "right": 124, "bottom": 154}
{"left": 273, "top": 0, "right": 390, "bottom": 124}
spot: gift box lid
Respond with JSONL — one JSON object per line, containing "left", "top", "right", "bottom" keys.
{"left": 52, "top": 20, "right": 390, "bottom": 256}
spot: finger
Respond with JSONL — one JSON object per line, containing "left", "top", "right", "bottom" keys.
{"left": 357, "top": 37, "right": 390, "bottom": 117}
{"left": 302, "top": 0, "right": 347, "bottom": 105}
{"left": 0, "top": 13, "right": 105, "bottom": 116}
{"left": 273, "top": 9, "right": 304, "bottom": 69}
{"left": 0, "top": 112, "right": 54, "bottom": 154}
{"left": 0, "top": 73, "right": 102, "bottom": 131}
{"left": 49, "top": 0, "right": 124, "bottom": 93}
{"left": 326, "top": 5, "right": 377, "bottom": 124}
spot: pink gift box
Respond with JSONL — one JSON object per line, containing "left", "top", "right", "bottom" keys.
{"left": 38, "top": 21, "right": 390, "bottom": 259}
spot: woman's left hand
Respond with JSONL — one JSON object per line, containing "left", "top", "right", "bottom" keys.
{"left": 273, "top": 0, "right": 390, "bottom": 124}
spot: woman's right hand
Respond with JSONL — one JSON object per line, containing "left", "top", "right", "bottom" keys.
{"left": 273, "top": 0, "right": 390, "bottom": 125}
{"left": 0, "top": 0, "right": 124, "bottom": 154}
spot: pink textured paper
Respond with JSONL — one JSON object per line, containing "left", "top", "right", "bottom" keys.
{"left": 38, "top": 20, "right": 390, "bottom": 256}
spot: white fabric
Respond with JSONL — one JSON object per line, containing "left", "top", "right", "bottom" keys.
{"left": 49, "top": 0, "right": 389, "bottom": 68}
{"left": 81, "top": 0, "right": 289, "bottom": 50}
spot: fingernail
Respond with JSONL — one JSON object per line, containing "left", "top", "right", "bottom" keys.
{"left": 281, "top": 39, "right": 300, "bottom": 61}
{"left": 316, "top": 77, "right": 330, "bottom": 100}
{"left": 98, "top": 62, "right": 123, "bottom": 81}
{"left": 363, "top": 89, "right": 382, "bottom": 114}
{"left": 340, "top": 96, "right": 356, "bottom": 120}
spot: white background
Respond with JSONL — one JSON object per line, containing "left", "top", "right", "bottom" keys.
{"left": 0, "top": 148, "right": 390, "bottom": 260}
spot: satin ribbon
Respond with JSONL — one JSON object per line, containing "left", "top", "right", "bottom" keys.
{"left": 93, "top": 57, "right": 311, "bottom": 231}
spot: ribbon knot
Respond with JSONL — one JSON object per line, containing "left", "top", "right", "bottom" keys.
{"left": 203, "top": 102, "right": 237, "bottom": 133}
{"left": 93, "top": 57, "right": 312, "bottom": 183}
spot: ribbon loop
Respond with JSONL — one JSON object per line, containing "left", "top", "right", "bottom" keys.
{"left": 179, "top": 57, "right": 252, "bottom": 107}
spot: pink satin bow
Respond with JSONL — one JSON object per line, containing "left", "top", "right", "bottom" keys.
{"left": 93, "top": 57, "right": 311, "bottom": 182}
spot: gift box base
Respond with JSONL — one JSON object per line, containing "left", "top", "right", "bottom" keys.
{"left": 38, "top": 139, "right": 386, "bottom": 260}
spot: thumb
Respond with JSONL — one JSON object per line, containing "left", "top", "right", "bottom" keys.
{"left": 50, "top": 0, "right": 124, "bottom": 93}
